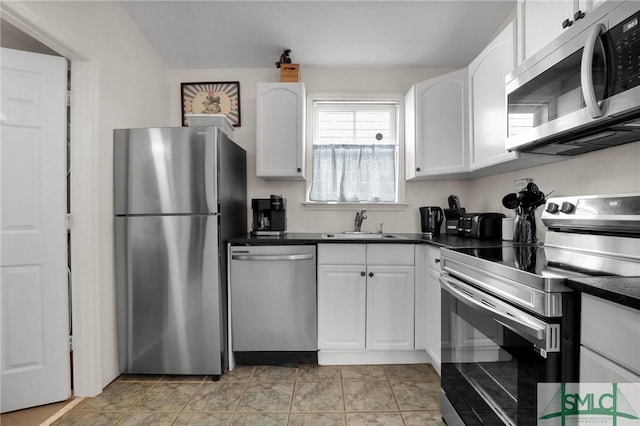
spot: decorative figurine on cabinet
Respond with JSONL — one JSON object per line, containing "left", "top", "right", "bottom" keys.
{"left": 275, "top": 49, "right": 292, "bottom": 68}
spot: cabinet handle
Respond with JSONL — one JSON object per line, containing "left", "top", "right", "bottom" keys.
{"left": 369, "top": 272, "right": 374, "bottom": 277}
{"left": 562, "top": 18, "right": 573, "bottom": 28}
{"left": 297, "top": 167, "right": 302, "bottom": 172}
{"left": 574, "top": 10, "right": 585, "bottom": 21}
{"left": 416, "top": 167, "right": 421, "bottom": 172}
{"left": 435, "top": 258, "right": 441, "bottom": 264}
{"left": 361, "top": 271, "right": 366, "bottom": 277}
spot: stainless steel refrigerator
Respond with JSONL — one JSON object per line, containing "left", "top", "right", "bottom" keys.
{"left": 114, "top": 125, "right": 246, "bottom": 377}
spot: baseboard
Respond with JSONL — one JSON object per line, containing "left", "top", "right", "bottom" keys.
{"left": 318, "top": 350, "right": 429, "bottom": 365}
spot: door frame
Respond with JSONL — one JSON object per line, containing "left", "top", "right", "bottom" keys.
{"left": 1, "top": 1, "right": 103, "bottom": 397}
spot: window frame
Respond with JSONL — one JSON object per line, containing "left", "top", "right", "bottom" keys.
{"left": 304, "top": 92, "right": 407, "bottom": 210}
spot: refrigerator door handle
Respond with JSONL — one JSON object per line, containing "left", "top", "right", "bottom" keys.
{"left": 205, "top": 129, "right": 218, "bottom": 212}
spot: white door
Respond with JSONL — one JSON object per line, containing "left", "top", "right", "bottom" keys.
{"left": 469, "top": 21, "right": 517, "bottom": 170}
{"left": 255, "top": 82, "right": 305, "bottom": 179}
{"left": 366, "top": 265, "right": 415, "bottom": 350}
{"left": 317, "top": 265, "right": 367, "bottom": 350}
{"left": 1, "top": 47, "right": 70, "bottom": 412}
{"left": 406, "top": 68, "right": 469, "bottom": 178}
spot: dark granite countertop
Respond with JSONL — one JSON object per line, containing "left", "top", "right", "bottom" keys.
{"left": 566, "top": 277, "right": 640, "bottom": 311}
{"left": 228, "top": 232, "right": 508, "bottom": 249}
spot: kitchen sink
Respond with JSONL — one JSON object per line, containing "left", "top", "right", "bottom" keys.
{"left": 321, "top": 232, "right": 406, "bottom": 239}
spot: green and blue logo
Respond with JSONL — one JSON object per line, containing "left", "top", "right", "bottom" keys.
{"left": 538, "top": 383, "right": 640, "bottom": 425}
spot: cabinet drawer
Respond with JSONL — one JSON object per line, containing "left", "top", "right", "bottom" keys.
{"left": 581, "top": 294, "right": 640, "bottom": 375}
{"left": 367, "top": 244, "right": 414, "bottom": 266}
{"left": 318, "top": 244, "right": 366, "bottom": 264}
{"left": 580, "top": 346, "right": 640, "bottom": 383}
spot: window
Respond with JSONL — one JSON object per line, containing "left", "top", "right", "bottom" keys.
{"left": 308, "top": 100, "right": 399, "bottom": 203}
{"left": 508, "top": 104, "right": 548, "bottom": 137}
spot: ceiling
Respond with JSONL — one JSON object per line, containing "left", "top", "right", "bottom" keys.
{"left": 119, "top": 1, "right": 517, "bottom": 69}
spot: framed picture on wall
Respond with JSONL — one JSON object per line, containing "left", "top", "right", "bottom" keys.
{"left": 180, "top": 81, "right": 241, "bottom": 127}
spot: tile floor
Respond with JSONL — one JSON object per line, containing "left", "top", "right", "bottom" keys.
{"left": 52, "top": 364, "right": 444, "bottom": 425}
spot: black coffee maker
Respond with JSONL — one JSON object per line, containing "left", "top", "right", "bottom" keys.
{"left": 251, "top": 195, "right": 287, "bottom": 236}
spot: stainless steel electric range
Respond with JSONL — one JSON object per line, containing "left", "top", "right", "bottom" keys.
{"left": 439, "top": 192, "right": 640, "bottom": 426}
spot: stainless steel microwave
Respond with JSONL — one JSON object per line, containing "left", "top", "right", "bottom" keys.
{"left": 505, "top": 1, "right": 640, "bottom": 155}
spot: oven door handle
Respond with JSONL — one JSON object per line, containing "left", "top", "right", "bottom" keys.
{"left": 440, "top": 273, "right": 546, "bottom": 344}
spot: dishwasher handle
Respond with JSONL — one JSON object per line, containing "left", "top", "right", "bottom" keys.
{"left": 231, "top": 253, "right": 314, "bottom": 261}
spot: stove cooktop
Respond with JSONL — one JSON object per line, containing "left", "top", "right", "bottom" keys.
{"left": 449, "top": 244, "right": 611, "bottom": 279}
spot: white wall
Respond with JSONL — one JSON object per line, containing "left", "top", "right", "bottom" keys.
{"left": 15, "top": 1, "right": 171, "bottom": 389}
{"left": 171, "top": 67, "right": 640, "bottom": 237}
{"left": 170, "top": 66, "right": 640, "bottom": 240}
{"left": 466, "top": 142, "right": 640, "bottom": 241}
{"left": 170, "top": 67, "right": 472, "bottom": 233}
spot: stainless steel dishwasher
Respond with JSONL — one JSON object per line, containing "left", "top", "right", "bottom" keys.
{"left": 229, "top": 245, "right": 317, "bottom": 365}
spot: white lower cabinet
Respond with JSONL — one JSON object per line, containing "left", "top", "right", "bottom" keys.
{"left": 317, "top": 264, "right": 366, "bottom": 350}
{"left": 579, "top": 294, "right": 640, "bottom": 381}
{"left": 366, "top": 265, "right": 415, "bottom": 350}
{"left": 317, "top": 244, "right": 424, "bottom": 364}
{"left": 424, "top": 246, "right": 442, "bottom": 374}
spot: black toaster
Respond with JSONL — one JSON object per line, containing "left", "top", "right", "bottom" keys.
{"left": 457, "top": 213, "right": 505, "bottom": 240}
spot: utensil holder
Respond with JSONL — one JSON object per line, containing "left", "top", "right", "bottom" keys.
{"left": 514, "top": 210, "right": 537, "bottom": 243}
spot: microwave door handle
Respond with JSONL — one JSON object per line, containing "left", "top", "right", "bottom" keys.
{"left": 581, "top": 23, "right": 607, "bottom": 118}
{"left": 440, "top": 274, "right": 545, "bottom": 342}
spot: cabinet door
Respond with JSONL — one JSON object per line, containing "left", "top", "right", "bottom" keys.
{"left": 521, "top": 0, "right": 573, "bottom": 61}
{"left": 256, "top": 82, "right": 305, "bottom": 179}
{"left": 581, "top": 294, "right": 640, "bottom": 375}
{"left": 318, "top": 264, "right": 366, "bottom": 350}
{"left": 366, "top": 266, "right": 415, "bottom": 350}
{"left": 405, "top": 68, "right": 469, "bottom": 179}
{"left": 469, "top": 21, "right": 517, "bottom": 170}
{"left": 414, "top": 246, "right": 428, "bottom": 350}
{"left": 519, "top": 0, "right": 606, "bottom": 63}
{"left": 425, "top": 267, "right": 441, "bottom": 373}
{"left": 588, "top": 0, "right": 607, "bottom": 13}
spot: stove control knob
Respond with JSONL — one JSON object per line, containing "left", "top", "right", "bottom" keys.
{"left": 545, "top": 202, "right": 559, "bottom": 214}
{"left": 560, "top": 202, "right": 575, "bottom": 214}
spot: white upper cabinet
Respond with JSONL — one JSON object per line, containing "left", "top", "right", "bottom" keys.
{"left": 519, "top": 0, "right": 608, "bottom": 63}
{"left": 469, "top": 20, "right": 564, "bottom": 174}
{"left": 256, "top": 82, "right": 305, "bottom": 179}
{"left": 405, "top": 68, "right": 469, "bottom": 180}
{"left": 469, "top": 21, "right": 517, "bottom": 170}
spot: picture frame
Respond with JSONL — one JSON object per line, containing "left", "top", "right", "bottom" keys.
{"left": 181, "top": 81, "right": 241, "bottom": 127}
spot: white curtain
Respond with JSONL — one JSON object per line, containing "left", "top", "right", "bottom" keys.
{"left": 310, "top": 144, "right": 396, "bottom": 202}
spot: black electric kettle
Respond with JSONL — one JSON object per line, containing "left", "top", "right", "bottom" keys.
{"left": 419, "top": 206, "right": 444, "bottom": 234}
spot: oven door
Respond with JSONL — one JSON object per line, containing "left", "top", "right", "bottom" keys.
{"left": 440, "top": 272, "right": 566, "bottom": 426}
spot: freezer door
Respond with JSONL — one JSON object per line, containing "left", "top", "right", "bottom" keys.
{"left": 115, "top": 215, "right": 222, "bottom": 375}
{"left": 114, "top": 127, "right": 217, "bottom": 215}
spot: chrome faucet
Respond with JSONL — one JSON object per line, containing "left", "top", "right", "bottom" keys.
{"left": 354, "top": 210, "right": 367, "bottom": 232}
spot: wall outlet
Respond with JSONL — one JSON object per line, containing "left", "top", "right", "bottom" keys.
{"left": 514, "top": 178, "right": 533, "bottom": 192}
